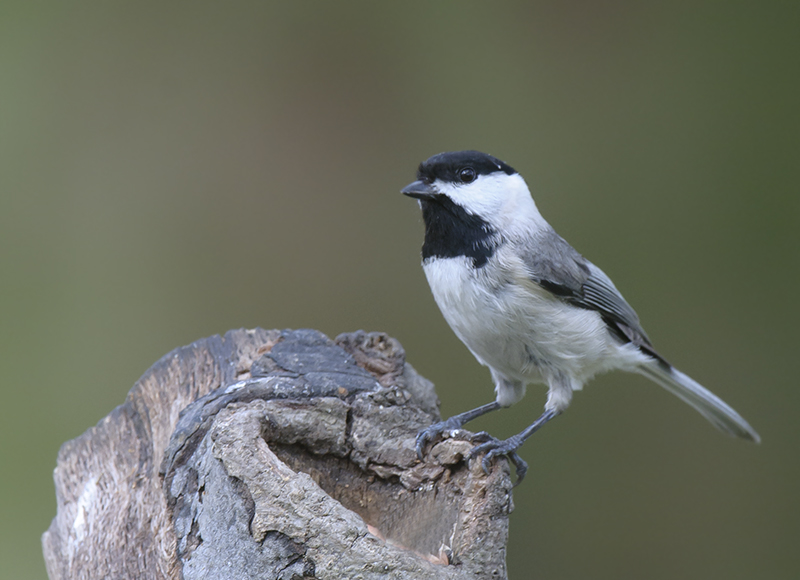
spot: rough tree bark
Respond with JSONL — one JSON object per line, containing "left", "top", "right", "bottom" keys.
{"left": 42, "top": 329, "right": 514, "bottom": 579}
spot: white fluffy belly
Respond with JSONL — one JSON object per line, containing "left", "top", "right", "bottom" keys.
{"left": 423, "top": 256, "right": 641, "bottom": 386}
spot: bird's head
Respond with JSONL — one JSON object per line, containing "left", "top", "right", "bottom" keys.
{"left": 401, "top": 150, "right": 541, "bottom": 235}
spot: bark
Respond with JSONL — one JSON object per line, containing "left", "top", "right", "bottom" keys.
{"left": 42, "top": 329, "right": 513, "bottom": 579}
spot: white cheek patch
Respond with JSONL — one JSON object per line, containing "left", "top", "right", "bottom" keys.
{"left": 435, "top": 174, "right": 544, "bottom": 232}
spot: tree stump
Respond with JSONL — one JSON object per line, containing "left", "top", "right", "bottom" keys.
{"left": 42, "top": 329, "right": 514, "bottom": 579}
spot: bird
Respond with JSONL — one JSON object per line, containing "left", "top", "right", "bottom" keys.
{"left": 402, "top": 150, "right": 759, "bottom": 482}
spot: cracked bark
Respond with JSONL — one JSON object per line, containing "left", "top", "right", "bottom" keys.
{"left": 42, "top": 329, "right": 513, "bottom": 579}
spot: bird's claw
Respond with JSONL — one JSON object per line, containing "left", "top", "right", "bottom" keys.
{"left": 468, "top": 430, "right": 494, "bottom": 444}
{"left": 415, "top": 417, "right": 467, "bottom": 460}
{"left": 468, "top": 435, "right": 528, "bottom": 485}
{"left": 418, "top": 423, "right": 529, "bottom": 485}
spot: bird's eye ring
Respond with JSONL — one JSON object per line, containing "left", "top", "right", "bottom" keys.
{"left": 458, "top": 167, "right": 477, "bottom": 184}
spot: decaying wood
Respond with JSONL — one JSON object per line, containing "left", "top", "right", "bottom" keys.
{"left": 42, "top": 329, "right": 514, "bottom": 579}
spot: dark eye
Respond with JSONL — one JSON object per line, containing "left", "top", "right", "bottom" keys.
{"left": 458, "top": 167, "right": 477, "bottom": 184}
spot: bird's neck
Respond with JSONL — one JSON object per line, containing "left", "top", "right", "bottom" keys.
{"left": 419, "top": 198, "right": 498, "bottom": 268}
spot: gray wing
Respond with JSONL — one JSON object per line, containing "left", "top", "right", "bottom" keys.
{"left": 523, "top": 228, "right": 669, "bottom": 366}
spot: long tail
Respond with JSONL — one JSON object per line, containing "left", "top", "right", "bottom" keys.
{"left": 638, "top": 363, "right": 760, "bottom": 443}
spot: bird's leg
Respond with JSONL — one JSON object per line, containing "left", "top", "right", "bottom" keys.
{"left": 415, "top": 401, "right": 502, "bottom": 459}
{"left": 469, "top": 408, "right": 559, "bottom": 484}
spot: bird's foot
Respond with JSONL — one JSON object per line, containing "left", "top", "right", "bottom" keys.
{"left": 468, "top": 433, "right": 528, "bottom": 485}
{"left": 416, "top": 402, "right": 503, "bottom": 460}
{"left": 415, "top": 416, "right": 470, "bottom": 460}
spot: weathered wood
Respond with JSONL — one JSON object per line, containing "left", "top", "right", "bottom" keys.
{"left": 43, "top": 329, "right": 514, "bottom": 579}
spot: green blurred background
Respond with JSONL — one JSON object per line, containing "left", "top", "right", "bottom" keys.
{"left": 2, "top": 2, "right": 798, "bottom": 579}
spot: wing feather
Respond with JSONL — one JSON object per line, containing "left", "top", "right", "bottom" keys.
{"left": 522, "top": 228, "right": 669, "bottom": 367}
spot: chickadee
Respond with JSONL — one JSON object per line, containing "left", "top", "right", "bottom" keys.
{"left": 402, "top": 150, "right": 759, "bottom": 482}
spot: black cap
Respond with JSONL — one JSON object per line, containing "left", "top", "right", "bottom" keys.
{"left": 416, "top": 150, "right": 516, "bottom": 184}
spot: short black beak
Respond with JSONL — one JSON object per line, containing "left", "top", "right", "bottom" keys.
{"left": 401, "top": 180, "right": 437, "bottom": 200}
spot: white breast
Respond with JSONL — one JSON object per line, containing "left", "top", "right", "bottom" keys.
{"left": 422, "top": 251, "right": 647, "bottom": 389}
